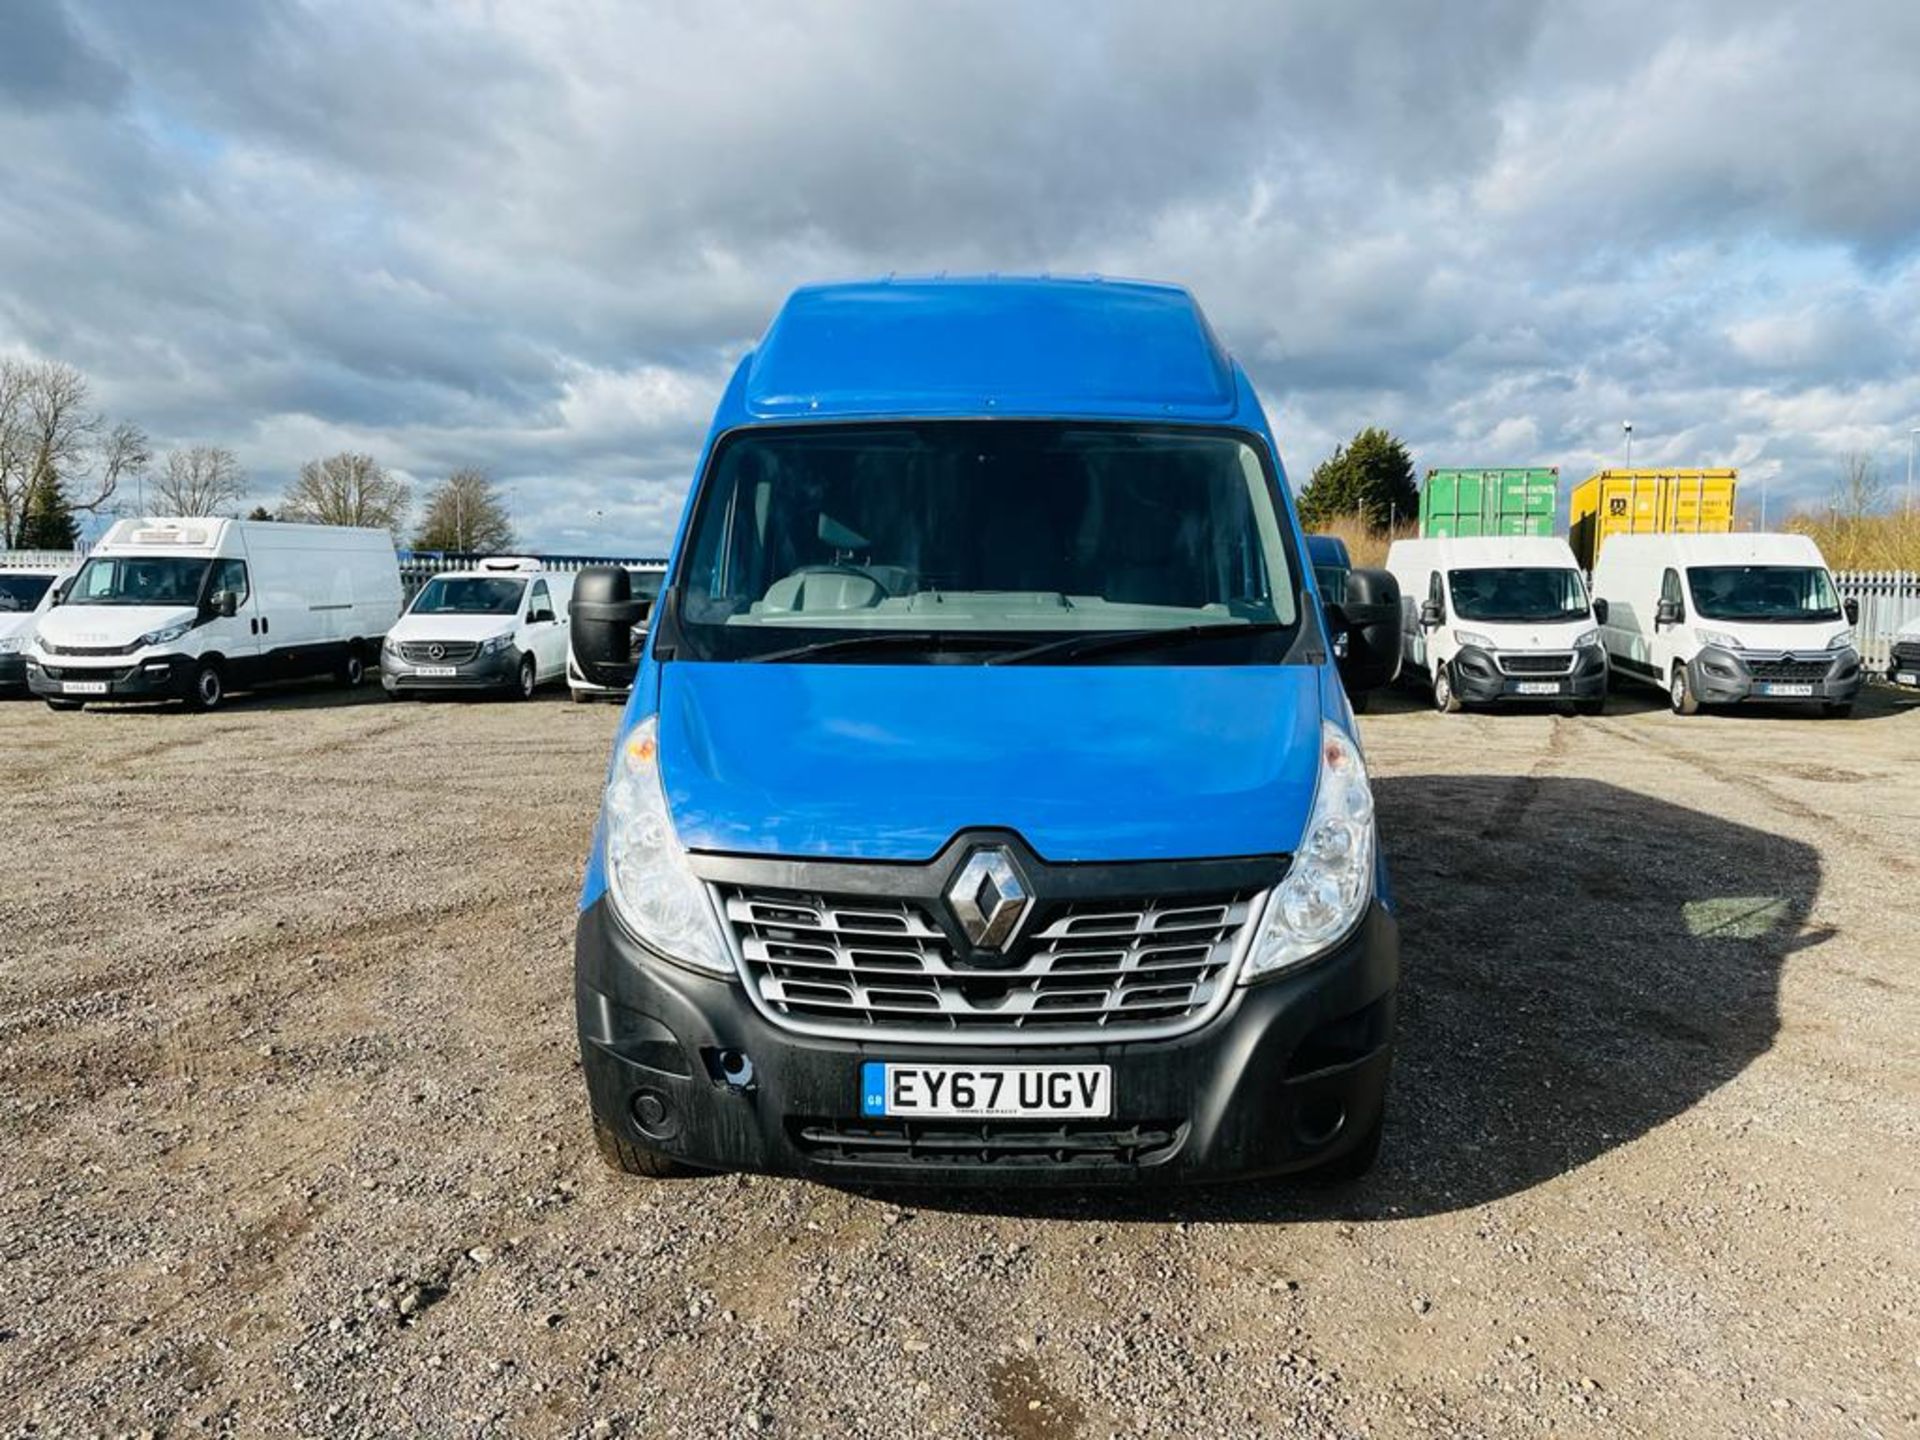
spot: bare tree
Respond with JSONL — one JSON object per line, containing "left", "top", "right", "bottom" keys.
{"left": 280, "top": 452, "right": 409, "bottom": 533}
{"left": 0, "top": 358, "right": 150, "bottom": 545}
{"left": 154, "top": 445, "right": 248, "bottom": 516}
{"left": 412, "top": 468, "right": 516, "bottom": 552}
{"left": 1831, "top": 452, "right": 1887, "bottom": 521}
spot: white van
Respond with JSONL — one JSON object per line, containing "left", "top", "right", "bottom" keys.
{"left": 0, "top": 559, "right": 76, "bottom": 694}
{"left": 1890, "top": 616, "right": 1920, "bottom": 691}
{"left": 27, "top": 518, "right": 401, "bottom": 711}
{"left": 381, "top": 557, "right": 574, "bottom": 700}
{"left": 566, "top": 563, "right": 665, "bottom": 703}
{"left": 1386, "top": 536, "right": 1608, "bottom": 714}
{"left": 1591, "top": 532, "right": 1862, "bottom": 716}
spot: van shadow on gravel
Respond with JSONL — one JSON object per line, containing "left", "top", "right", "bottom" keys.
{"left": 896, "top": 774, "right": 1822, "bottom": 1224}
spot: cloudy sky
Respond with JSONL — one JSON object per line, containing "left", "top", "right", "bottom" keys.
{"left": 3, "top": 0, "right": 1917, "bottom": 553}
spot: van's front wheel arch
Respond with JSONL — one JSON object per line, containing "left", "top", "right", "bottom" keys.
{"left": 513, "top": 654, "right": 537, "bottom": 700}
{"left": 1669, "top": 662, "right": 1700, "bottom": 716}
{"left": 190, "top": 659, "right": 226, "bottom": 711}
{"left": 1432, "top": 662, "right": 1463, "bottom": 714}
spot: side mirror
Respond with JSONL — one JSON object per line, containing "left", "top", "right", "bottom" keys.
{"left": 213, "top": 591, "right": 239, "bottom": 619}
{"left": 48, "top": 582, "right": 67, "bottom": 607}
{"left": 1844, "top": 596, "right": 1859, "bottom": 626}
{"left": 1331, "top": 568, "right": 1403, "bottom": 693}
{"left": 570, "top": 566, "right": 649, "bottom": 689}
{"left": 1591, "top": 597, "right": 1610, "bottom": 626}
{"left": 1418, "top": 599, "right": 1443, "bottom": 630}
{"left": 1654, "top": 598, "right": 1682, "bottom": 628}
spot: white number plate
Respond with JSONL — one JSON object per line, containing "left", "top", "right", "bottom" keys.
{"left": 860, "top": 1062, "right": 1112, "bottom": 1119}
{"left": 414, "top": 665, "right": 457, "bottom": 677}
{"left": 1515, "top": 681, "right": 1562, "bottom": 695}
{"left": 1896, "top": 671, "right": 1917, "bottom": 688}
{"left": 1759, "top": 682, "right": 1814, "bottom": 697}
{"left": 62, "top": 680, "right": 109, "bottom": 695}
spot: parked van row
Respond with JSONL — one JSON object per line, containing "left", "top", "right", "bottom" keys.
{"left": 0, "top": 559, "right": 75, "bottom": 694}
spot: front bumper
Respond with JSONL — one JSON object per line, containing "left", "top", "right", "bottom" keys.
{"left": 575, "top": 896, "right": 1399, "bottom": 1186}
{"left": 1888, "top": 645, "right": 1920, "bottom": 690}
{"left": 1448, "top": 644, "right": 1608, "bottom": 705}
{"left": 1688, "top": 646, "right": 1862, "bottom": 705}
{"left": 0, "top": 651, "right": 25, "bottom": 691}
{"left": 380, "top": 646, "right": 520, "bottom": 693}
{"left": 26, "top": 652, "right": 196, "bottom": 701}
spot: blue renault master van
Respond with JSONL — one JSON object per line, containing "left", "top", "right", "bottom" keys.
{"left": 569, "top": 277, "right": 1404, "bottom": 1186}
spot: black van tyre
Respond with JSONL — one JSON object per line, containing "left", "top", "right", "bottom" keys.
{"left": 1669, "top": 663, "right": 1699, "bottom": 716}
{"left": 1305, "top": 1108, "right": 1384, "bottom": 1184}
{"left": 593, "top": 1120, "right": 703, "bottom": 1178}
{"left": 190, "top": 661, "right": 226, "bottom": 711}
{"left": 45, "top": 698, "right": 84, "bottom": 712}
{"left": 1433, "top": 663, "right": 1462, "bottom": 714}
{"left": 513, "top": 655, "right": 537, "bottom": 701}
{"left": 338, "top": 648, "right": 366, "bottom": 687}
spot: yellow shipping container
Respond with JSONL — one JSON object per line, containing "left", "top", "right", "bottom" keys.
{"left": 1568, "top": 469, "right": 1738, "bottom": 569}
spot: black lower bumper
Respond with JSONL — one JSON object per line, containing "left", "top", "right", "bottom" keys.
{"left": 1449, "top": 645, "right": 1608, "bottom": 705}
{"left": 0, "top": 652, "right": 25, "bottom": 691}
{"left": 1688, "top": 647, "right": 1862, "bottom": 706}
{"left": 574, "top": 896, "right": 1399, "bottom": 1186}
{"left": 26, "top": 653, "right": 196, "bottom": 701}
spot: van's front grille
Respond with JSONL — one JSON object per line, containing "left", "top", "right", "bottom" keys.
{"left": 1744, "top": 655, "right": 1832, "bottom": 682}
{"left": 1891, "top": 642, "right": 1920, "bottom": 669}
{"left": 1497, "top": 652, "right": 1575, "bottom": 675}
{"left": 720, "top": 886, "right": 1256, "bottom": 1039}
{"left": 398, "top": 640, "right": 480, "bottom": 664}
{"left": 41, "top": 639, "right": 137, "bottom": 657}
{"left": 788, "top": 1117, "right": 1185, "bottom": 1169}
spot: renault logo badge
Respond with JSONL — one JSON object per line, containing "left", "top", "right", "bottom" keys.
{"left": 947, "top": 847, "right": 1032, "bottom": 951}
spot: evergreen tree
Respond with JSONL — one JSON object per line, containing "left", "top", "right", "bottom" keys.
{"left": 1296, "top": 427, "right": 1418, "bottom": 531}
{"left": 17, "top": 473, "right": 78, "bottom": 550}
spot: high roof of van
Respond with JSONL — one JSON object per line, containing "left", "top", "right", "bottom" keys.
{"left": 732, "top": 276, "right": 1244, "bottom": 424}
{"left": 1386, "top": 535, "right": 1580, "bottom": 570}
{"left": 1595, "top": 531, "right": 1827, "bottom": 567}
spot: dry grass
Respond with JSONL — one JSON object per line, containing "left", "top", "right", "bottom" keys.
{"left": 1308, "top": 514, "right": 1418, "bottom": 569}
{"left": 1780, "top": 512, "right": 1920, "bottom": 571}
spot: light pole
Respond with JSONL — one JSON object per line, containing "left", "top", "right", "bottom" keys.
{"left": 1623, "top": 421, "right": 1634, "bottom": 469}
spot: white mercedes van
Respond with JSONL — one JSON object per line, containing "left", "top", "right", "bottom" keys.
{"left": 381, "top": 557, "right": 574, "bottom": 699}
{"left": 27, "top": 518, "right": 402, "bottom": 711}
{"left": 1591, "top": 532, "right": 1862, "bottom": 716}
{"left": 0, "top": 560, "right": 75, "bottom": 695}
{"left": 1386, "top": 536, "right": 1608, "bottom": 714}
{"left": 566, "top": 563, "right": 665, "bottom": 703}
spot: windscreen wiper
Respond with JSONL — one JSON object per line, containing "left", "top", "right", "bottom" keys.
{"left": 746, "top": 630, "right": 1023, "bottom": 664}
{"left": 987, "top": 620, "right": 1294, "bottom": 666}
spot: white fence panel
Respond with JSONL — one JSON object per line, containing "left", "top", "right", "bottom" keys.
{"left": 1835, "top": 570, "right": 1920, "bottom": 669}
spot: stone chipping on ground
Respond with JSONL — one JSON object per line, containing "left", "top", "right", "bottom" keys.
{"left": 2, "top": 680, "right": 1918, "bottom": 1437}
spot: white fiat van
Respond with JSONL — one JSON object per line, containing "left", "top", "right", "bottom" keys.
{"left": 566, "top": 563, "right": 665, "bottom": 703}
{"left": 27, "top": 518, "right": 402, "bottom": 711}
{"left": 1386, "top": 536, "right": 1608, "bottom": 714}
{"left": 1591, "top": 532, "right": 1861, "bottom": 716}
{"left": 0, "top": 559, "right": 76, "bottom": 694}
{"left": 381, "top": 556, "right": 574, "bottom": 699}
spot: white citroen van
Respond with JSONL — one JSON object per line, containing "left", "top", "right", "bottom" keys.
{"left": 1592, "top": 532, "right": 1862, "bottom": 716}
{"left": 381, "top": 557, "right": 574, "bottom": 699}
{"left": 566, "top": 563, "right": 665, "bottom": 703}
{"left": 1386, "top": 536, "right": 1608, "bottom": 714}
{"left": 27, "top": 518, "right": 401, "bottom": 711}
{"left": 0, "top": 559, "right": 76, "bottom": 695}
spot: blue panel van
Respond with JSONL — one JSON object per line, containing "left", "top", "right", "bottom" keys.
{"left": 569, "top": 277, "right": 1405, "bottom": 1186}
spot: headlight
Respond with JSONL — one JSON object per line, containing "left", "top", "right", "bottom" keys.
{"left": 1828, "top": 629, "right": 1854, "bottom": 651}
{"left": 0, "top": 636, "right": 20, "bottom": 654}
{"left": 1694, "top": 628, "right": 1739, "bottom": 650}
{"left": 382, "top": 633, "right": 401, "bottom": 654}
{"left": 1571, "top": 629, "right": 1600, "bottom": 650}
{"left": 1452, "top": 630, "right": 1495, "bottom": 651}
{"left": 483, "top": 633, "right": 515, "bottom": 655}
{"left": 137, "top": 620, "right": 193, "bottom": 648}
{"left": 602, "top": 715, "right": 731, "bottom": 976}
{"left": 1244, "top": 722, "right": 1375, "bottom": 981}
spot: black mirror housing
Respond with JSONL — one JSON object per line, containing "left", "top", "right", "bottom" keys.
{"left": 1655, "top": 598, "right": 1682, "bottom": 627}
{"left": 570, "top": 566, "right": 648, "bottom": 689}
{"left": 1332, "top": 568, "right": 1403, "bottom": 693}
{"left": 1844, "top": 596, "right": 1859, "bottom": 626}
{"left": 1591, "top": 597, "right": 1610, "bottom": 626}
{"left": 1418, "top": 599, "right": 1443, "bottom": 629}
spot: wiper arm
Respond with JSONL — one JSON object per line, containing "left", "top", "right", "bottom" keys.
{"left": 747, "top": 630, "right": 1021, "bottom": 663}
{"left": 988, "top": 620, "right": 1293, "bottom": 666}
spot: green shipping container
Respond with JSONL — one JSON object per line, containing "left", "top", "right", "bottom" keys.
{"left": 1420, "top": 468, "right": 1559, "bottom": 538}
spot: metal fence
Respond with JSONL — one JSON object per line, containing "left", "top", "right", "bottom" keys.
{"left": 395, "top": 551, "right": 667, "bottom": 600}
{"left": 1835, "top": 571, "right": 1919, "bottom": 669}
{"left": 0, "top": 550, "right": 85, "bottom": 571}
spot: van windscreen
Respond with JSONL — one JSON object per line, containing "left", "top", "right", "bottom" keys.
{"left": 1447, "top": 567, "right": 1590, "bottom": 624}
{"left": 67, "top": 557, "right": 209, "bottom": 606}
{"left": 410, "top": 577, "right": 526, "bottom": 615}
{"left": 1687, "top": 565, "right": 1842, "bottom": 623}
{"left": 674, "top": 421, "right": 1303, "bottom": 665}
{"left": 0, "top": 574, "right": 55, "bottom": 611}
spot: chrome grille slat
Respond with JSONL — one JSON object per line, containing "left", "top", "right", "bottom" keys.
{"left": 725, "top": 884, "right": 1255, "bottom": 1039}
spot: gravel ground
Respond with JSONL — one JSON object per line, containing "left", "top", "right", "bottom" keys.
{"left": 2, "top": 677, "right": 1917, "bottom": 1439}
